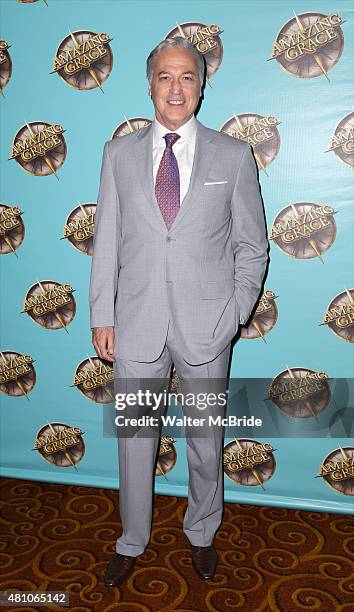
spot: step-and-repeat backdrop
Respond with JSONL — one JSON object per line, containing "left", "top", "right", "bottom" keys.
{"left": 1, "top": 0, "right": 353, "bottom": 514}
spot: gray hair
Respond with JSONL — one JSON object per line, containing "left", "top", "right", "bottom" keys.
{"left": 146, "top": 36, "right": 205, "bottom": 86}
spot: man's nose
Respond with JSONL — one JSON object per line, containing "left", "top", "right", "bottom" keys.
{"left": 170, "top": 79, "right": 183, "bottom": 93}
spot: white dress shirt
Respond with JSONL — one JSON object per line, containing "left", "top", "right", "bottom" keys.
{"left": 152, "top": 114, "right": 197, "bottom": 205}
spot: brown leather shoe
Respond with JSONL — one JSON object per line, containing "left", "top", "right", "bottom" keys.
{"left": 104, "top": 552, "right": 136, "bottom": 587}
{"left": 191, "top": 545, "right": 218, "bottom": 581}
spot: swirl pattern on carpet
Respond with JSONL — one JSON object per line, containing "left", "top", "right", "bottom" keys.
{"left": 0, "top": 478, "right": 353, "bottom": 611}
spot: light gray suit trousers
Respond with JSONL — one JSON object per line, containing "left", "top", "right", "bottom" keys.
{"left": 114, "top": 315, "right": 231, "bottom": 556}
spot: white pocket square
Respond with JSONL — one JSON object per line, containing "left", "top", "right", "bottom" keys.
{"left": 204, "top": 180, "right": 228, "bottom": 185}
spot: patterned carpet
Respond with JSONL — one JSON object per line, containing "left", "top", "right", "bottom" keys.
{"left": 0, "top": 478, "right": 353, "bottom": 611}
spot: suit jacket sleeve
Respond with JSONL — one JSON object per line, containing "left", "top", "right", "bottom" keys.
{"left": 89, "top": 141, "right": 120, "bottom": 329}
{"left": 231, "top": 143, "right": 269, "bottom": 324}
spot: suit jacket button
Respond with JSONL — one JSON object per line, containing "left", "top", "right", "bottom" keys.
{"left": 166, "top": 236, "right": 172, "bottom": 241}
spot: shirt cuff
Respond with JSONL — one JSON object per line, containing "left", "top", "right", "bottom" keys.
{"left": 239, "top": 313, "right": 250, "bottom": 325}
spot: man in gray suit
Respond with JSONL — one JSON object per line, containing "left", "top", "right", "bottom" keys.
{"left": 89, "top": 36, "right": 269, "bottom": 586}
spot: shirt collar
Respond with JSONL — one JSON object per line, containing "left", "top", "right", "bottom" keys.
{"left": 152, "top": 114, "right": 197, "bottom": 147}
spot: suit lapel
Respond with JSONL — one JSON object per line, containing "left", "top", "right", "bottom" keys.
{"left": 135, "top": 123, "right": 167, "bottom": 232}
{"left": 134, "top": 118, "right": 218, "bottom": 233}
{"left": 171, "top": 120, "right": 217, "bottom": 231}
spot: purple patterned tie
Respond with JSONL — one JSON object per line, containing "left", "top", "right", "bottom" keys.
{"left": 155, "top": 132, "right": 181, "bottom": 230}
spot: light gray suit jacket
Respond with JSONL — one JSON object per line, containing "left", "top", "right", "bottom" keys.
{"left": 89, "top": 118, "right": 269, "bottom": 365}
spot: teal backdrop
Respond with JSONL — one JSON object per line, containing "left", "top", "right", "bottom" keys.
{"left": 1, "top": 0, "right": 353, "bottom": 515}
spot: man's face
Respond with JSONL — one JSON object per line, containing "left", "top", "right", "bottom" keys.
{"left": 148, "top": 46, "right": 201, "bottom": 130}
